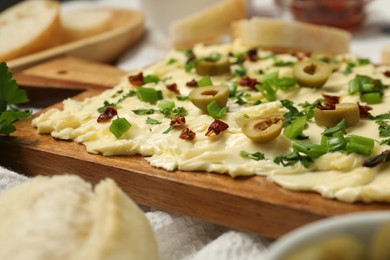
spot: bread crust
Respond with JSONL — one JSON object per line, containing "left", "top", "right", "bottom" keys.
{"left": 170, "top": 0, "right": 247, "bottom": 49}
{"left": 0, "top": 175, "right": 159, "bottom": 260}
{"left": 231, "top": 17, "right": 351, "bottom": 54}
{"left": 0, "top": 0, "right": 61, "bottom": 61}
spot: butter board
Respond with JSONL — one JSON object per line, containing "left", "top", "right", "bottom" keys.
{"left": 1, "top": 57, "right": 389, "bottom": 238}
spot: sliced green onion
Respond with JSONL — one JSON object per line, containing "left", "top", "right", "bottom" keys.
{"left": 109, "top": 117, "right": 131, "bottom": 138}
{"left": 346, "top": 135, "right": 374, "bottom": 155}
{"left": 293, "top": 142, "right": 327, "bottom": 159}
{"left": 177, "top": 95, "right": 189, "bottom": 101}
{"left": 322, "top": 119, "right": 347, "bottom": 137}
{"left": 207, "top": 100, "right": 226, "bottom": 119}
{"left": 137, "top": 87, "right": 163, "bottom": 104}
{"left": 322, "top": 132, "right": 347, "bottom": 152}
{"left": 283, "top": 115, "right": 307, "bottom": 139}
{"left": 361, "top": 92, "right": 381, "bottom": 104}
{"left": 198, "top": 76, "right": 213, "bottom": 87}
{"left": 143, "top": 74, "right": 160, "bottom": 84}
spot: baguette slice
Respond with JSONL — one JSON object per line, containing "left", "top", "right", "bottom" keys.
{"left": 381, "top": 44, "right": 390, "bottom": 64}
{"left": 0, "top": 175, "right": 159, "bottom": 260}
{"left": 61, "top": 8, "right": 113, "bottom": 43}
{"left": 0, "top": 0, "right": 61, "bottom": 61}
{"left": 170, "top": 0, "right": 247, "bottom": 49}
{"left": 232, "top": 17, "right": 351, "bottom": 54}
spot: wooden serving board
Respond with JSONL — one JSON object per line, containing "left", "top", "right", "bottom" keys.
{"left": 1, "top": 57, "right": 389, "bottom": 238}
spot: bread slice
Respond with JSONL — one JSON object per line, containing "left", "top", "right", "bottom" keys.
{"left": 381, "top": 44, "right": 390, "bottom": 64}
{"left": 0, "top": 175, "right": 159, "bottom": 260}
{"left": 231, "top": 17, "right": 351, "bottom": 54}
{"left": 61, "top": 8, "right": 113, "bottom": 43}
{"left": 170, "top": 0, "right": 247, "bottom": 49}
{"left": 0, "top": 0, "right": 61, "bottom": 61}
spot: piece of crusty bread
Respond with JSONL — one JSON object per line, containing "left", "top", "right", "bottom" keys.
{"left": 381, "top": 44, "right": 390, "bottom": 64}
{"left": 61, "top": 8, "right": 113, "bottom": 43}
{"left": 231, "top": 17, "right": 351, "bottom": 54}
{"left": 0, "top": 175, "right": 159, "bottom": 260}
{"left": 0, "top": 0, "right": 61, "bottom": 61}
{"left": 169, "top": 0, "right": 247, "bottom": 49}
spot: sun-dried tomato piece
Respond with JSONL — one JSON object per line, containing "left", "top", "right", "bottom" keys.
{"left": 238, "top": 76, "right": 260, "bottom": 90}
{"left": 170, "top": 114, "right": 186, "bottom": 127}
{"left": 166, "top": 83, "right": 180, "bottom": 95}
{"left": 186, "top": 79, "right": 198, "bottom": 87}
{"left": 97, "top": 107, "right": 117, "bottom": 123}
{"left": 245, "top": 49, "right": 258, "bottom": 62}
{"left": 179, "top": 128, "right": 196, "bottom": 140}
{"left": 291, "top": 51, "right": 309, "bottom": 61}
{"left": 357, "top": 102, "right": 373, "bottom": 118}
{"left": 128, "top": 72, "right": 144, "bottom": 86}
{"left": 322, "top": 94, "right": 340, "bottom": 105}
{"left": 383, "top": 71, "right": 390, "bottom": 77}
{"left": 316, "top": 101, "right": 335, "bottom": 110}
{"left": 205, "top": 119, "right": 229, "bottom": 136}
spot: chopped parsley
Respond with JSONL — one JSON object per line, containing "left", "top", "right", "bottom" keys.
{"left": 343, "top": 58, "right": 371, "bottom": 75}
{"left": 240, "top": 151, "right": 265, "bottom": 161}
{"left": 132, "top": 109, "right": 155, "bottom": 115}
{"left": 207, "top": 101, "right": 226, "bottom": 119}
{"left": 255, "top": 72, "right": 297, "bottom": 102}
{"left": 162, "top": 125, "right": 175, "bottom": 134}
{"left": 146, "top": 117, "right": 162, "bottom": 125}
{"left": 98, "top": 90, "right": 136, "bottom": 112}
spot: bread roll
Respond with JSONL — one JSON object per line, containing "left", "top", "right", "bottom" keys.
{"left": 231, "top": 17, "right": 351, "bottom": 54}
{"left": 0, "top": 0, "right": 61, "bottom": 61}
{"left": 170, "top": 0, "right": 247, "bottom": 49}
{"left": 61, "top": 8, "right": 113, "bottom": 43}
{"left": 0, "top": 175, "right": 159, "bottom": 260}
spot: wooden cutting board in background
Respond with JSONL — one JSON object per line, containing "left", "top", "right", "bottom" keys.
{"left": 1, "top": 56, "right": 389, "bottom": 239}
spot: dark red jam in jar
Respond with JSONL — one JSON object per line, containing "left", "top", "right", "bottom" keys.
{"left": 289, "top": 0, "right": 370, "bottom": 31}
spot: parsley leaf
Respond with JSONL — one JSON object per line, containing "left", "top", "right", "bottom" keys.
{"left": 132, "top": 109, "right": 155, "bottom": 115}
{"left": 207, "top": 101, "right": 226, "bottom": 119}
{"left": 0, "top": 63, "right": 29, "bottom": 104}
{"left": 146, "top": 117, "right": 161, "bottom": 125}
{"left": 240, "top": 151, "right": 265, "bottom": 161}
{"left": 0, "top": 62, "right": 31, "bottom": 135}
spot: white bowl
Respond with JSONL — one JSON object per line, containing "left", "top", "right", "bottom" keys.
{"left": 267, "top": 211, "right": 390, "bottom": 260}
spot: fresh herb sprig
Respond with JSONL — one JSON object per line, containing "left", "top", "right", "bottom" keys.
{"left": 0, "top": 62, "right": 31, "bottom": 135}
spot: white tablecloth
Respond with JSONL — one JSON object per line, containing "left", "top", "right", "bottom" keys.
{"left": 2, "top": 0, "right": 390, "bottom": 259}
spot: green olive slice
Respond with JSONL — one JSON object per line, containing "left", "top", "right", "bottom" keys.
{"left": 189, "top": 85, "right": 229, "bottom": 112}
{"left": 195, "top": 59, "right": 231, "bottom": 76}
{"left": 293, "top": 60, "right": 332, "bottom": 88}
{"left": 314, "top": 103, "right": 360, "bottom": 127}
{"left": 242, "top": 116, "right": 284, "bottom": 143}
